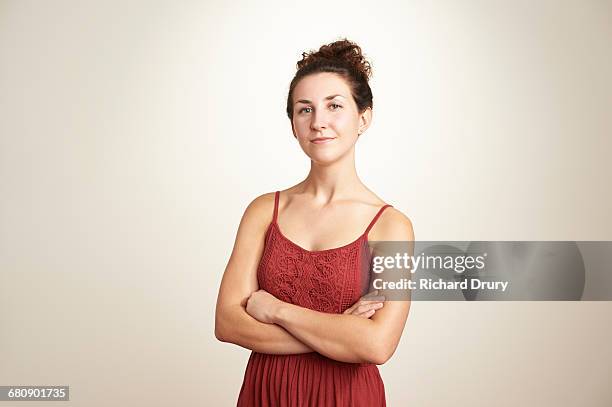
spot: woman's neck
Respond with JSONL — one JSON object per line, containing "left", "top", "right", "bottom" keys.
{"left": 298, "top": 150, "right": 365, "bottom": 204}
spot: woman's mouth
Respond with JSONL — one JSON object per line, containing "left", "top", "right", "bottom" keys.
{"left": 310, "top": 137, "right": 335, "bottom": 144}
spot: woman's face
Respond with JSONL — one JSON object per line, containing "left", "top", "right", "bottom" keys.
{"left": 291, "top": 72, "right": 371, "bottom": 164}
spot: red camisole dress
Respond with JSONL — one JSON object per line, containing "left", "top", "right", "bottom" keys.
{"left": 237, "top": 191, "right": 392, "bottom": 407}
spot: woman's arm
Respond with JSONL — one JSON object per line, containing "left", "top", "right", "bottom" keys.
{"left": 214, "top": 193, "right": 314, "bottom": 355}
{"left": 246, "top": 208, "right": 414, "bottom": 364}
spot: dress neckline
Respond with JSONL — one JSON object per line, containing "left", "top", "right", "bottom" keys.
{"left": 269, "top": 190, "right": 392, "bottom": 254}
{"left": 270, "top": 221, "right": 367, "bottom": 254}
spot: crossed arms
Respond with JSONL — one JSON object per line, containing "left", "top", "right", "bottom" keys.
{"left": 214, "top": 193, "right": 413, "bottom": 365}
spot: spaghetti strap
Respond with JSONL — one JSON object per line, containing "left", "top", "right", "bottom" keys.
{"left": 272, "top": 191, "right": 280, "bottom": 223}
{"left": 364, "top": 204, "right": 393, "bottom": 237}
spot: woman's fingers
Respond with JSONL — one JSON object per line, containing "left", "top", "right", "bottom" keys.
{"left": 364, "top": 309, "right": 376, "bottom": 318}
{"left": 357, "top": 302, "right": 384, "bottom": 314}
{"left": 343, "top": 291, "right": 386, "bottom": 317}
{"left": 343, "top": 302, "right": 358, "bottom": 314}
{"left": 353, "top": 302, "right": 384, "bottom": 317}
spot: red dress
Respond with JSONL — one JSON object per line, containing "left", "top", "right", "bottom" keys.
{"left": 237, "top": 191, "right": 392, "bottom": 406}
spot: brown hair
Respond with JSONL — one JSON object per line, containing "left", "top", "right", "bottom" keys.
{"left": 286, "top": 38, "right": 373, "bottom": 120}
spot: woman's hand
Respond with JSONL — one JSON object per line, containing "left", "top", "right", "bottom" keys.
{"left": 245, "top": 289, "right": 284, "bottom": 324}
{"left": 343, "top": 290, "right": 386, "bottom": 319}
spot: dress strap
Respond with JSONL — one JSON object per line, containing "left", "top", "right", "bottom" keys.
{"left": 364, "top": 204, "right": 393, "bottom": 237}
{"left": 272, "top": 191, "right": 280, "bottom": 223}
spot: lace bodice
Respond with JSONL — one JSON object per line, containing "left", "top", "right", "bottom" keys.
{"left": 256, "top": 191, "right": 392, "bottom": 314}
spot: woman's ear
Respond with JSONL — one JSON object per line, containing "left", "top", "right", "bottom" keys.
{"left": 358, "top": 107, "right": 373, "bottom": 135}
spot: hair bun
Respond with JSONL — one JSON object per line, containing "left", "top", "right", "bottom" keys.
{"left": 297, "top": 38, "right": 372, "bottom": 80}
{"left": 287, "top": 38, "right": 374, "bottom": 119}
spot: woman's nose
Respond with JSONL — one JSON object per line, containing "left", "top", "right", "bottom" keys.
{"left": 311, "top": 110, "right": 329, "bottom": 131}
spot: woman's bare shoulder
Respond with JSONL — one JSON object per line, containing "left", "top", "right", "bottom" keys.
{"left": 370, "top": 206, "right": 415, "bottom": 241}
{"left": 242, "top": 192, "right": 276, "bottom": 226}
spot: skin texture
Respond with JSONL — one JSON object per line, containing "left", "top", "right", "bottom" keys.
{"left": 215, "top": 72, "right": 414, "bottom": 364}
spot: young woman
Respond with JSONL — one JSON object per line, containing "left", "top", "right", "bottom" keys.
{"left": 215, "top": 38, "right": 413, "bottom": 407}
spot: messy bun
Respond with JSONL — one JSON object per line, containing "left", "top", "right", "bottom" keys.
{"left": 286, "top": 38, "right": 373, "bottom": 120}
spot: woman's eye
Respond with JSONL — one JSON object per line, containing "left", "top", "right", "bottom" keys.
{"left": 330, "top": 103, "right": 342, "bottom": 110}
{"left": 299, "top": 107, "right": 312, "bottom": 114}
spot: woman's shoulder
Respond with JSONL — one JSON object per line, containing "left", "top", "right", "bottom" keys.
{"left": 370, "top": 205, "right": 415, "bottom": 241}
{"left": 246, "top": 191, "right": 276, "bottom": 208}
{"left": 227, "top": 191, "right": 283, "bottom": 244}
{"left": 244, "top": 187, "right": 299, "bottom": 215}
{"left": 237, "top": 191, "right": 278, "bottom": 232}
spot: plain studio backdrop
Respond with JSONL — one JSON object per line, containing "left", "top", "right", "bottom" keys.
{"left": 1, "top": 1, "right": 611, "bottom": 406}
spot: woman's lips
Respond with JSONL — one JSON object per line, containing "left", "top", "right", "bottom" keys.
{"left": 310, "top": 137, "right": 335, "bottom": 144}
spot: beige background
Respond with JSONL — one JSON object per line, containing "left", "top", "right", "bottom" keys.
{"left": 1, "top": 0, "right": 611, "bottom": 406}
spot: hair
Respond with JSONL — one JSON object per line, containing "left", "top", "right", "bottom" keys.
{"left": 286, "top": 38, "right": 373, "bottom": 121}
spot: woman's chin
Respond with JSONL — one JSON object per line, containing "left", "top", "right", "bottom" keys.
{"left": 301, "top": 142, "right": 354, "bottom": 166}
{"left": 306, "top": 152, "right": 347, "bottom": 166}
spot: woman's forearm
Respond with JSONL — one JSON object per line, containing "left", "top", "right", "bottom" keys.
{"left": 272, "top": 302, "right": 386, "bottom": 364}
{"left": 216, "top": 304, "right": 314, "bottom": 355}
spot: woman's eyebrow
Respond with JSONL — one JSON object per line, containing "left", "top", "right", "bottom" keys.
{"left": 295, "top": 94, "right": 346, "bottom": 105}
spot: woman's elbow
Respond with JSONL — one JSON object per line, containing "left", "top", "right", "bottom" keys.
{"left": 215, "top": 323, "right": 227, "bottom": 342}
{"left": 215, "top": 302, "right": 252, "bottom": 345}
{"left": 371, "top": 350, "right": 392, "bottom": 365}
{"left": 215, "top": 308, "right": 233, "bottom": 343}
{"left": 365, "top": 341, "right": 396, "bottom": 365}
{"left": 215, "top": 317, "right": 227, "bottom": 342}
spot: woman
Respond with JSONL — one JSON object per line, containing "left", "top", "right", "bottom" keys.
{"left": 215, "top": 38, "right": 413, "bottom": 406}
